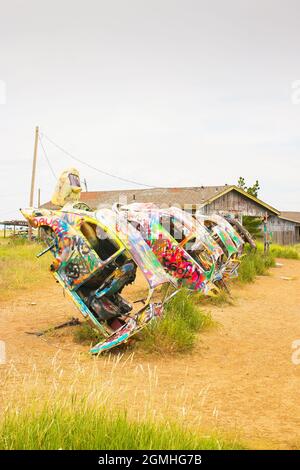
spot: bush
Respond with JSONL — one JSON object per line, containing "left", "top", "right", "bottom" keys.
{"left": 237, "top": 250, "right": 275, "bottom": 284}
{"left": 242, "top": 216, "right": 262, "bottom": 238}
{"left": 139, "top": 289, "right": 214, "bottom": 353}
{"left": 238, "top": 257, "right": 256, "bottom": 283}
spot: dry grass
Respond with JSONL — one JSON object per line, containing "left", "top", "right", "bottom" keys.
{"left": 0, "top": 353, "right": 244, "bottom": 450}
{"left": 194, "top": 289, "right": 234, "bottom": 307}
{"left": 0, "top": 238, "right": 51, "bottom": 299}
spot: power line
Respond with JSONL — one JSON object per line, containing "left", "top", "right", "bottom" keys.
{"left": 39, "top": 136, "right": 88, "bottom": 188}
{"left": 38, "top": 134, "right": 57, "bottom": 180}
{"left": 40, "top": 132, "right": 157, "bottom": 189}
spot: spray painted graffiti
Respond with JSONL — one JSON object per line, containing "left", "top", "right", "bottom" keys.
{"left": 20, "top": 168, "right": 252, "bottom": 354}
{"left": 21, "top": 204, "right": 174, "bottom": 354}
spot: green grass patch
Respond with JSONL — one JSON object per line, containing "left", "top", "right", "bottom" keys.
{"left": 237, "top": 250, "right": 275, "bottom": 284}
{"left": 0, "top": 238, "right": 51, "bottom": 298}
{"left": 0, "top": 400, "right": 244, "bottom": 450}
{"left": 194, "top": 289, "right": 233, "bottom": 307}
{"left": 73, "top": 291, "right": 214, "bottom": 354}
{"left": 256, "top": 242, "right": 299, "bottom": 260}
{"left": 138, "top": 289, "right": 214, "bottom": 353}
{"left": 269, "top": 244, "right": 299, "bottom": 260}
{"left": 73, "top": 322, "right": 102, "bottom": 345}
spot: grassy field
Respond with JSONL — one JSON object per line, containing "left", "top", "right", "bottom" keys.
{"left": 256, "top": 241, "right": 300, "bottom": 260}
{"left": 2, "top": 236, "right": 299, "bottom": 450}
{"left": 0, "top": 398, "right": 244, "bottom": 450}
{"left": 0, "top": 237, "right": 51, "bottom": 299}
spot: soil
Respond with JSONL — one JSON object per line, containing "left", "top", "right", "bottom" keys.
{"left": 1, "top": 259, "right": 300, "bottom": 449}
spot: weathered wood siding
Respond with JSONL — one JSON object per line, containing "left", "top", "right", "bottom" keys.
{"left": 203, "top": 190, "right": 273, "bottom": 217}
{"left": 269, "top": 216, "right": 300, "bottom": 245}
{"left": 197, "top": 189, "right": 299, "bottom": 246}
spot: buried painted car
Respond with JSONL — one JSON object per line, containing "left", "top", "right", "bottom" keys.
{"left": 224, "top": 215, "right": 257, "bottom": 250}
{"left": 194, "top": 212, "right": 242, "bottom": 280}
{"left": 114, "top": 203, "right": 221, "bottom": 295}
{"left": 20, "top": 204, "right": 176, "bottom": 353}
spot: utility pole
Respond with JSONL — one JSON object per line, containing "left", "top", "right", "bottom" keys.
{"left": 28, "top": 126, "right": 39, "bottom": 240}
{"left": 83, "top": 178, "right": 88, "bottom": 192}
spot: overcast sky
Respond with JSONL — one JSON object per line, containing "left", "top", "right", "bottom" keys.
{"left": 1, "top": 0, "right": 300, "bottom": 220}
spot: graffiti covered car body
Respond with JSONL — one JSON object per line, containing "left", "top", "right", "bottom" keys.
{"left": 21, "top": 204, "right": 175, "bottom": 353}
{"left": 194, "top": 212, "right": 242, "bottom": 279}
{"left": 114, "top": 203, "right": 220, "bottom": 295}
{"left": 224, "top": 215, "right": 257, "bottom": 250}
{"left": 204, "top": 213, "right": 245, "bottom": 256}
{"left": 156, "top": 206, "right": 225, "bottom": 283}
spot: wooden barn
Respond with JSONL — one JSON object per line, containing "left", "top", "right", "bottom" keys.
{"left": 272, "top": 212, "right": 300, "bottom": 245}
{"left": 41, "top": 185, "right": 300, "bottom": 245}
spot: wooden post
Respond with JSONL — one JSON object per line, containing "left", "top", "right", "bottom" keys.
{"left": 38, "top": 188, "right": 41, "bottom": 240}
{"left": 3, "top": 224, "right": 6, "bottom": 239}
{"left": 263, "top": 212, "right": 269, "bottom": 254}
{"left": 28, "top": 126, "right": 39, "bottom": 240}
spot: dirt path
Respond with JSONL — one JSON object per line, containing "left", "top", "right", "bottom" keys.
{"left": 1, "top": 260, "right": 300, "bottom": 449}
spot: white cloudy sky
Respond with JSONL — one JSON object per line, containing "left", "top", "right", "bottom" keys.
{"left": 0, "top": 0, "right": 300, "bottom": 220}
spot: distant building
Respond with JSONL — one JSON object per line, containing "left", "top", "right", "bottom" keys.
{"left": 41, "top": 184, "right": 300, "bottom": 245}
{"left": 274, "top": 212, "right": 300, "bottom": 245}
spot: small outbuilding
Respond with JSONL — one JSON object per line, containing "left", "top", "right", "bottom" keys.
{"left": 273, "top": 212, "right": 300, "bottom": 245}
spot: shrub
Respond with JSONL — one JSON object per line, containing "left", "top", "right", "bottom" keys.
{"left": 237, "top": 251, "right": 275, "bottom": 284}
{"left": 242, "top": 216, "right": 262, "bottom": 238}
{"left": 139, "top": 289, "right": 214, "bottom": 353}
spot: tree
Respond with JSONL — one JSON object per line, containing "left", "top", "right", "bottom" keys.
{"left": 237, "top": 177, "right": 260, "bottom": 198}
{"left": 242, "top": 215, "right": 262, "bottom": 239}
